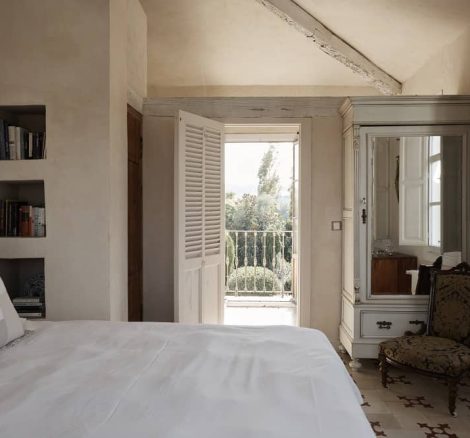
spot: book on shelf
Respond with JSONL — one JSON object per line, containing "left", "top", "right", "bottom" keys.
{"left": 14, "top": 302, "right": 44, "bottom": 309}
{"left": 12, "top": 296, "right": 42, "bottom": 304}
{"left": 0, "top": 121, "right": 7, "bottom": 160}
{"left": 0, "top": 200, "right": 46, "bottom": 237}
{"left": 12, "top": 297, "right": 44, "bottom": 319}
{"left": 17, "top": 312, "right": 43, "bottom": 319}
{"left": 0, "top": 119, "right": 46, "bottom": 160}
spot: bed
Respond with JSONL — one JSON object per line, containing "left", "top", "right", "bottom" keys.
{"left": 0, "top": 320, "right": 373, "bottom": 437}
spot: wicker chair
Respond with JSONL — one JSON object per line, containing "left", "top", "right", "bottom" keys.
{"left": 379, "top": 262, "right": 470, "bottom": 415}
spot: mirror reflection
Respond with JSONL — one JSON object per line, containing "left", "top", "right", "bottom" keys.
{"left": 371, "top": 135, "right": 463, "bottom": 296}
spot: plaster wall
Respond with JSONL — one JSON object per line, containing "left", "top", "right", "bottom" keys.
{"left": 403, "top": 27, "right": 470, "bottom": 95}
{"left": 0, "top": 0, "right": 129, "bottom": 320}
{"left": 127, "top": 0, "right": 148, "bottom": 111}
{"left": 110, "top": 0, "right": 130, "bottom": 321}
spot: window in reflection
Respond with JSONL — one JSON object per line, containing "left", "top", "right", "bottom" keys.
{"left": 428, "top": 138, "right": 441, "bottom": 247}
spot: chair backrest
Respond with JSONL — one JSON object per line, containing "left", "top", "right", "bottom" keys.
{"left": 428, "top": 262, "right": 470, "bottom": 347}
{"left": 416, "top": 256, "right": 442, "bottom": 295}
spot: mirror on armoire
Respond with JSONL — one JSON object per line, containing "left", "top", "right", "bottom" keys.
{"left": 371, "top": 135, "right": 463, "bottom": 296}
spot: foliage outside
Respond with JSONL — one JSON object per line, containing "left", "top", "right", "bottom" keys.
{"left": 225, "top": 144, "right": 294, "bottom": 293}
{"left": 226, "top": 267, "right": 282, "bottom": 295}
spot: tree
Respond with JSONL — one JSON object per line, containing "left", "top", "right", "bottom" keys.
{"left": 225, "top": 191, "right": 237, "bottom": 230}
{"left": 225, "top": 145, "right": 292, "bottom": 291}
{"left": 257, "top": 145, "right": 280, "bottom": 198}
{"left": 228, "top": 194, "right": 258, "bottom": 230}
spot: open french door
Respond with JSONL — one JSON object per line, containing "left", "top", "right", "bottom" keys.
{"left": 175, "top": 111, "right": 225, "bottom": 324}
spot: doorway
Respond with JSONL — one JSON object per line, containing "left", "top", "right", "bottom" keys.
{"left": 127, "top": 105, "right": 143, "bottom": 321}
{"left": 174, "top": 113, "right": 310, "bottom": 327}
{"left": 223, "top": 125, "right": 300, "bottom": 326}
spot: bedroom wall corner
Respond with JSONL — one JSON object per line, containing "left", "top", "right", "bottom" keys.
{"left": 403, "top": 27, "right": 470, "bottom": 95}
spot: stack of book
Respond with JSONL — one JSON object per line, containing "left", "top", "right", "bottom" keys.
{"left": 0, "top": 120, "right": 46, "bottom": 160}
{"left": 0, "top": 201, "right": 46, "bottom": 237}
{"left": 12, "top": 296, "right": 44, "bottom": 319}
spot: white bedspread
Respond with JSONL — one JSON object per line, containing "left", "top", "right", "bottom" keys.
{"left": 0, "top": 321, "right": 373, "bottom": 438}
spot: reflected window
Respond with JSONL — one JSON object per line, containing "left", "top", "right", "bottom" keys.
{"left": 428, "top": 137, "right": 441, "bottom": 248}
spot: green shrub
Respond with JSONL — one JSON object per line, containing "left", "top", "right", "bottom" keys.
{"left": 226, "top": 267, "right": 281, "bottom": 295}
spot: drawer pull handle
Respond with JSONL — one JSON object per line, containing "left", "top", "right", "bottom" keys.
{"left": 409, "top": 320, "right": 425, "bottom": 325}
{"left": 376, "top": 320, "right": 392, "bottom": 329}
{"left": 361, "top": 208, "right": 367, "bottom": 224}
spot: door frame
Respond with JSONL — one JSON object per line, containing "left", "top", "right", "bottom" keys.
{"left": 220, "top": 117, "right": 312, "bottom": 328}
{"left": 127, "top": 104, "right": 143, "bottom": 321}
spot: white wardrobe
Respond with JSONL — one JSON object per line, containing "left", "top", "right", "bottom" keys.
{"left": 339, "top": 97, "right": 470, "bottom": 367}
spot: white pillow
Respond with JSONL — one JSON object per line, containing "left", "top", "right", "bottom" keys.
{"left": 0, "top": 277, "right": 24, "bottom": 346}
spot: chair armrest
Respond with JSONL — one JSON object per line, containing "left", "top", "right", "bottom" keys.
{"left": 404, "top": 320, "right": 427, "bottom": 336}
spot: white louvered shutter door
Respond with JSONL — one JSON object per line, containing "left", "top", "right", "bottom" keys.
{"left": 399, "top": 137, "right": 428, "bottom": 246}
{"left": 175, "top": 111, "right": 224, "bottom": 324}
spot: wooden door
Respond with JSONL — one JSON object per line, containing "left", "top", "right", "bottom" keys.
{"left": 175, "top": 111, "right": 225, "bottom": 324}
{"left": 128, "top": 105, "right": 143, "bottom": 321}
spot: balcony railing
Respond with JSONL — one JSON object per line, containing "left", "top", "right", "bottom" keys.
{"left": 225, "top": 230, "right": 294, "bottom": 298}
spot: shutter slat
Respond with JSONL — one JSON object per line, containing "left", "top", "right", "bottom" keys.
{"left": 204, "top": 126, "right": 222, "bottom": 257}
{"left": 181, "top": 115, "right": 223, "bottom": 259}
{"left": 183, "top": 121, "right": 203, "bottom": 260}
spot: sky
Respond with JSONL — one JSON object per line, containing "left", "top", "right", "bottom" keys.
{"left": 225, "top": 142, "right": 295, "bottom": 198}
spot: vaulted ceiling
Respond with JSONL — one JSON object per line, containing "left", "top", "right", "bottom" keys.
{"left": 141, "top": 0, "right": 470, "bottom": 96}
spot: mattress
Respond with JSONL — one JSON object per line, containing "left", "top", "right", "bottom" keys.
{"left": 0, "top": 321, "right": 373, "bottom": 437}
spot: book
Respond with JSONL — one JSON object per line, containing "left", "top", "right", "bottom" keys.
{"left": 13, "top": 302, "right": 44, "bottom": 308}
{"left": 0, "top": 201, "right": 45, "bottom": 237}
{"left": 0, "top": 120, "right": 6, "bottom": 160}
{"left": 28, "top": 132, "right": 33, "bottom": 159}
{"left": 0, "top": 123, "right": 45, "bottom": 160}
{"left": 7, "top": 126, "right": 16, "bottom": 159}
{"left": 20, "top": 205, "right": 30, "bottom": 236}
{"left": 15, "top": 127, "right": 20, "bottom": 160}
{"left": 12, "top": 297, "right": 42, "bottom": 304}
{"left": 17, "top": 312, "right": 43, "bottom": 319}
{"left": 38, "top": 207, "right": 45, "bottom": 237}
{"left": 0, "top": 200, "right": 4, "bottom": 235}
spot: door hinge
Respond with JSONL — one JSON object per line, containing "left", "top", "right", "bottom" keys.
{"left": 354, "top": 280, "right": 360, "bottom": 303}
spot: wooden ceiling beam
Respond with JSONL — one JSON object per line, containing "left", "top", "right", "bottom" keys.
{"left": 255, "top": 0, "right": 402, "bottom": 95}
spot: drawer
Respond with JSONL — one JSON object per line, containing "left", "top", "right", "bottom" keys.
{"left": 360, "top": 310, "right": 427, "bottom": 339}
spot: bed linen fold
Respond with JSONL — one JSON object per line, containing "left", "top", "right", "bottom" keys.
{"left": 0, "top": 321, "right": 373, "bottom": 438}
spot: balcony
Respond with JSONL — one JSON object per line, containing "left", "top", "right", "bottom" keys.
{"left": 225, "top": 230, "right": 295, "bottom": 301}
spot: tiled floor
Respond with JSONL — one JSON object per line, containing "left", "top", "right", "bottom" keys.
{"left": 340, "top": 353, "right": 470, "bottom": 437}
{"left": 223, "top": 305, "right": 297, "bottom": 326}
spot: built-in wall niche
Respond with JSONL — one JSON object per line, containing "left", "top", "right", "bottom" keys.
{"left": 0, "top": 105, "right": 46, "bottom": 160}
{"left": 0, "top": 180, "right": 46, "bottom": 237}
{"left": 0, "top": 258, "right": 45, "bottom": 319}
